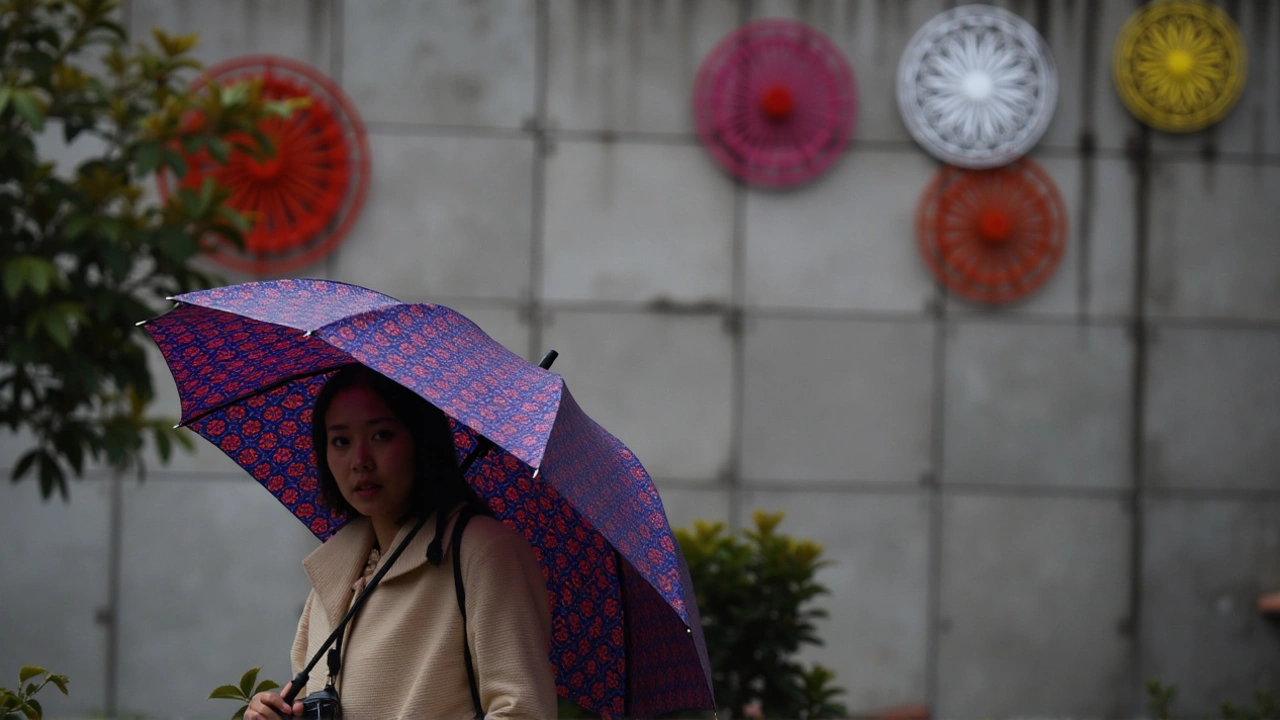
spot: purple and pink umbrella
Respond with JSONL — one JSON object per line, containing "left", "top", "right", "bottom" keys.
{"left": 143, "top": 278, "right": 714, "bottom": 719}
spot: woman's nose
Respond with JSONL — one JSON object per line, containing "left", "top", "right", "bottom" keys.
{"left": 352, "top": 441, "right": 373, "bottom": 470}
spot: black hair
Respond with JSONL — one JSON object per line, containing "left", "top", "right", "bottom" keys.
{"left": 311, "top": 364, "right": 483, "bottom": 564}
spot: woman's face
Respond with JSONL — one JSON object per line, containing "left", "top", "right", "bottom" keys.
{"left": 324, "top": 383, "right": 417, "bottom": 522}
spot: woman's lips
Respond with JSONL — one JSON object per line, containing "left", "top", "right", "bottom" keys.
{"left": 353, "top": 482, "right": 381, "bottom": 498}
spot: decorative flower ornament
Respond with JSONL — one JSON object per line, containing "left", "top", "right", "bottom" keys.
{"left": 916, "top": 159, "right": 1067, "bottom": 305}
{"left": 693, "top": 19, "right": 857, "bottom": 188}
{"left": 897, "top": 5, "right": 1057, "bottom": 169}
{"left": 1113, "top": 0, "right": 1246, "bottom": 132}
{"left": 158, "top": 55, "right": 371, "bottom": 274}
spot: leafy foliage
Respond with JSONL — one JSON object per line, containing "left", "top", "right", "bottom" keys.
{"left": 0, "top": 0, "right": 297, "bottom": 499}
{"left": 208, "top": 666, "right": 279, "bottom": 720}
{"left": 676, "top": 510, "right": 847, "bottom": 719}
{"left": 1147, "top": 678, "right": 1280, "bottom": 720}
{"left": 0, "top": 665, "right": 68, "bottom": 720}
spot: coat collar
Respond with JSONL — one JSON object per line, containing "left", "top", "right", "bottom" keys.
{"left": 302, "top": 513, "right": 444, "bottom": 632}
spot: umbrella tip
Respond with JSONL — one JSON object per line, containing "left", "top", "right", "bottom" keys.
{"left": 135, "top": 319, "right": 148, "bottom": 327}
{"left": 304, "top": 330, "right": 313, "bottom": 337}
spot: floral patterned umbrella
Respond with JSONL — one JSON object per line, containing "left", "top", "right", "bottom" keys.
{"left": 143, "top": 279, "right": 714, "bottom": 719}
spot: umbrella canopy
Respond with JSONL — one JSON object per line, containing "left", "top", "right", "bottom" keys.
{"left": 143, "top": 278, "right": 714, "bottom": 718}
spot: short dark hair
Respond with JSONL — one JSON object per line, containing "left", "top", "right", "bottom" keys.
{"left": 310, "top": 365, "right": 476, "bottom": 522}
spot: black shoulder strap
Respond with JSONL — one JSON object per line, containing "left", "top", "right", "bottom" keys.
{"left": 451, "top": 506, "right": 484, "bottom": 719}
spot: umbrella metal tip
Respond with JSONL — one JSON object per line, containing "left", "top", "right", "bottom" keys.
{"left": 135, "top": 319, "right": 148, "bottom": 326}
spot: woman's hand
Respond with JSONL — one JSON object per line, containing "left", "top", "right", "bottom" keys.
{"left": 245, "top": 681, "right": 304, "bottom": 719}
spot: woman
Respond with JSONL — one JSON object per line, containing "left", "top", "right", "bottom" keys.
{"left": 246, "top": 365, "right": 558, "bottom": 719}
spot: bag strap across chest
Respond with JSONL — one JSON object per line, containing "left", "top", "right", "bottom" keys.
{"left": 450, "top": 506, "right": 485, "bottom": 719}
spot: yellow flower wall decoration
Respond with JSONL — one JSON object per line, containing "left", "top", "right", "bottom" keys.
{"left": 1113, "top": 0, "right": 1246, "bottom": 132}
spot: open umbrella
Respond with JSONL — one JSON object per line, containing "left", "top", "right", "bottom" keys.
{"left": 142, "top": 278, "right": 714, "bottom": 718}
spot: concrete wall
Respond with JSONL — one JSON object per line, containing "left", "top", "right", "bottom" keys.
{"left": 3, "top": 1, "right": 1279, "bottom": 718}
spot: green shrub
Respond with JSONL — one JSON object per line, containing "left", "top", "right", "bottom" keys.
{"left": 676, "top": 510, "right": 847, "bottom": 720}
{"left": 1, "top": 666, "right": 67, "bottom": 720}
{"left": 0, "top": 0, "right": 296, "bottom": 499}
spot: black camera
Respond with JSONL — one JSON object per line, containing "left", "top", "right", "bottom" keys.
{"left": 287, "top": 684, "right": 342, "bottom": 720}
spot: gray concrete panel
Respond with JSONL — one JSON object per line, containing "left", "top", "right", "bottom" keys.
{"left": 946, "top": 156, "right": 1138, "bottom": 318}
{"left": 741, "top": 489, "right": 931, "bottom": 712}
{"left": 331, "top": 133, "right": 535, "bottom": 302}
{"left": 341, "top": 0, "right": 537, "bottom": 128}
{"left": 545, "top": 0, "right": 740, "bottom": 135}
{"left": 439, "top": 302, "right": 535, "bottom": 362}
{"left": 1142, "top": 496, "right": 1280, "bottom": 716}
{"left": 115, "top": 477, "right": 320, "bottom": 719}
{"left": 1149, "top": 0, "right": 1280, "bottom": 158}
{"left": 1145, "top": 325, "right": 1280, "bottom": 491}
{"left": 1147, "top": 161, "right": 1280, "bottom": 321}
{"left": 749, "top": 0, "right": 950, "bottom": 145}
{"left": 542, "top": 140, "right": 735, "bottom": 304}
{"left": 655, "top": 485, "right": 733, "bottom": 536}
{"left": 1085, "top": 156, "right": 1140, "bottom": 317}
{"left": 741, "top": 316, "right": 934, "bottom": 485}
{"left": 0, "top": 479, "right": 111, "bottom": 718}
{"left": 129, "top": 0, "right": 332, "bottom": 70}
{"left": 744, "top": 149, "right": 939, "bottom": 313}
{"left": 937, "top": 494, "right": 1131, "bottom": 719}
{"left": 541, "top": 309, "right": 735, "bottom": 483}
{"left": 1094, "top": 0, "right": 1148, "bottom": 153}
{"left": 943, "top": 320, "right": 1134, "bottom": 489}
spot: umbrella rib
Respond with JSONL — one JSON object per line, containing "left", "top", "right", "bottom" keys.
{"left": 177, "top": 363, "right": 353, "bottom": 428}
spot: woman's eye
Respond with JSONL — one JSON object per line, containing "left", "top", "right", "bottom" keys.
{"left": 329, "top": 437, "right": 349, "bottom": 448}
{"left": 373, "top": 429, "right": 395, "bottom": 441}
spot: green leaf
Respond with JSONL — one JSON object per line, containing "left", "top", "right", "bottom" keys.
{"left": 162, "top": 148, "right": 188, "bottom": 178}
{"left": 197, "top": 176, "right": 216, "bottom": 216}
{"left": 252, "top": 680, "right": 279, "bottom": 695}
{"left": 27, "top": 264, "right": 50, "bottom": 296}
{"left": 0, "top": 88, "right": 11, "bottom": 116}
{"left": 173, "top": 429, "right": 196, "bottom": 452}
{"left": 249, "top": 129, "right": 274, "bottom": 158}
{"left": 156, "top": 226, "right": 199, "bottom": 262}
{"left": 21, "top": 699, "right": 38, "bottom": 719}
{"left": 11, "top": 450, "right": 39, "bottom": 482}
{"left": 96, "top": 20, "right": 128, "bottom": 41}
{"left": 64, "top": 214, "right": 96, "bottom": 239}
{"left": 206, "top": 137, "right": 230, "bottom": 164}
{"left": 17, "top": 668, "right": 44, "bottom": 685}
{"left": 238, "top": 667, "right": 259, "bottom": 699}
{"left": 11, "top": 91, "right": 44, "bottom": 132}
{"left": 136, "top": 141, "right": 162, "bottom": 176}
{"left": 232, "top": 703, "right": 248, "bottom": 720}
{"left": 37, "top": 453, "right": 64, "bottom": 500}
{"left": 216, "top": 205, "right": 254, "bottom": 233}
{"left": 46, "top": 676, "right": 67, "bottom": 696}
{"left": 208, "top": 685, "right": 246, "bottom": 701}
{"left": 42, "top": 312, "right": 72, "bottom": 348}
{"left": 2, "top": 260, "right": 24, "bottom": 300}
{"left": 154, "top": 424, "right": 172, "bottom": 461}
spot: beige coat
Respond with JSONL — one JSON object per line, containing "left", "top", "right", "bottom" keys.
{"left": 291, "top": 511, "right": 558, "bottom": 719}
